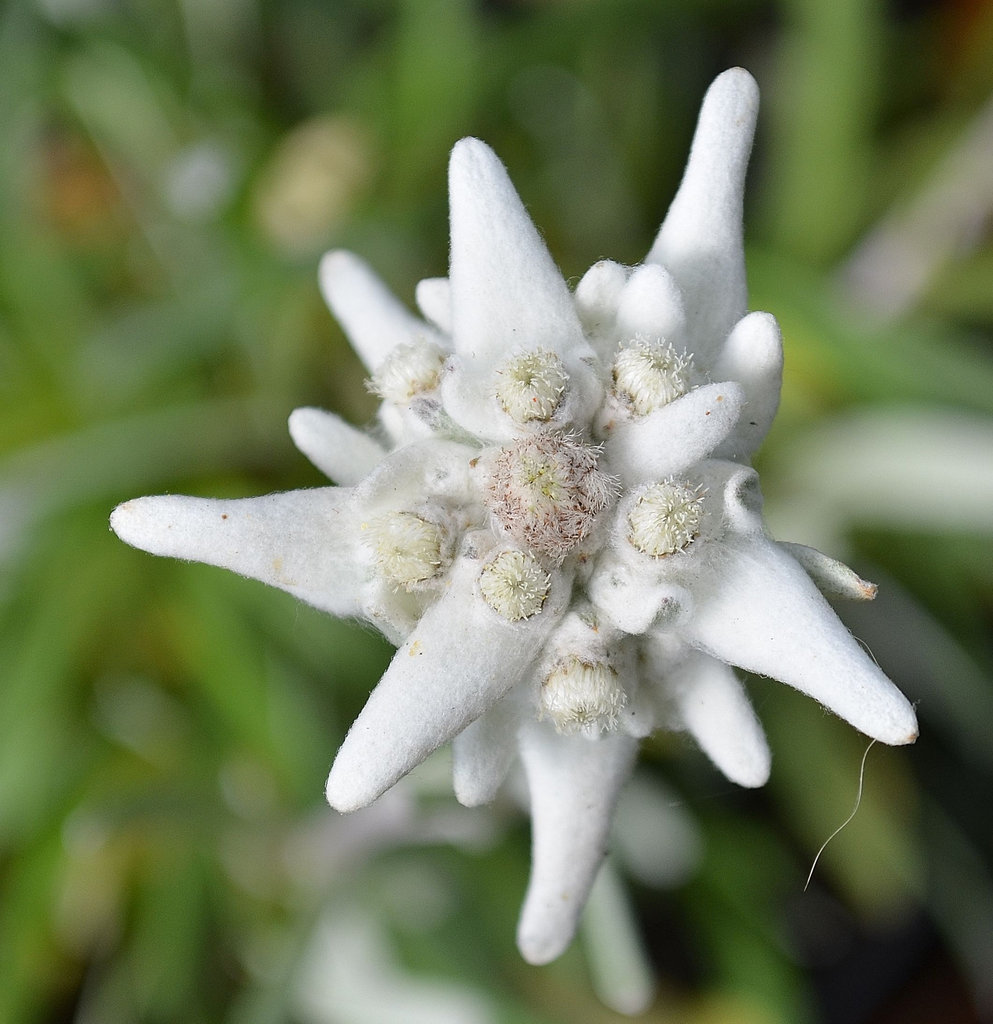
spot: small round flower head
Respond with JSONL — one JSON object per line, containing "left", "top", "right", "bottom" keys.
{"left": 627, "top": 479, "right": 705, "bottom": 557}
{"left": 495, "top": 348, "right": 569, "bottom": 425}
{"left": 367, "top": 338, "right": 447, "bottom": 405}
{"left": 485, "top": 434, "right": 614, "bottom": 561}
{"left": 478, "top": 549, "right": 551, "bottom": 621}
{"left": 365, "top": 511, "right": 448, "bottom": 588}
{"left": 612, "top": 337, "right": 694, "bottom": 415}
{"left": 539, "top": 655, "right": 627, "bottom": 735}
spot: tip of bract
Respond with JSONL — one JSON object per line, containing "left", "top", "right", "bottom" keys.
{"left": 708, "top": 66, "right": 759, "bottom": 106}
{"left": 317, "top": 246, "right": 347, "bottom": 279}
{"left": 447, "top": 137, "right": 507, "bottom": 207}
{"left": 449, "top": 135, "right": 492, "bottom": 166}
{"left": 324, "top": 772, "right": 362, "bottom": 814}
{"left": 896, "top": 723, "right": 919, "bottom": 746}
{"left": 108, "top": 497, "right": 150, "bottom": 550}
{"left": 869, "top": 699, "right": 919, "bottom": 747}
{"left": 516, "top": 921, "right": 569, "bottom": 966}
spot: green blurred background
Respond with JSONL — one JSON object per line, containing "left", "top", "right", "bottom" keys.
{"left": 3, "top": 0, "right": 993, "bottom": 1021}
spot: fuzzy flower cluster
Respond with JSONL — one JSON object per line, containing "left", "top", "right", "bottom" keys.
{"left": 111, "top": 69, "right": 917, "bottom": 965}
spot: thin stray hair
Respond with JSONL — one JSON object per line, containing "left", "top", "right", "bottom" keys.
{"left": 804, "top": 739, "right": 877, "bottom": 892}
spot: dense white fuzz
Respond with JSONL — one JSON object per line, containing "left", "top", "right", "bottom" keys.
{"left": 367, "top": 338, "right": 446, "bottom": 405}
{"left": 326, "top": 549, "right": 570, "bottom": 812}
{"left": 113, "top": 69, "right": 920, "bottom": 968}
{"left": 603, "top": 381, "right": 744, "bottom": 486}
{"left": 711, "top": 311, "right": 783, "bottom": 460}
{"left": 780, "top": 542, "right": 878, "bottom": 601}
{"left": 495, "top": 348, "right": 569, "bottom": 424}
{"left": 516, "top": 725, "right": 638, "bottom": 965}
{"left": 485, "top": 434, "right": 614, "bottom": 560}
{"left": 612, "top": 337, "right": 694, "bottom": 415}
{"left": 657, "top": 648, "right": 771, "bottom": 788}
{"left": 318, "top": 250, "right": 440, "bottom": 372}
{"left": 414, "top": 276, "right": 452, "bottom": 333}
{"left": 478, "top": 549, "right": 552, "bottom": 621}
{"left": 451, "top": 696, "right": 522, "bottom": 806}
{"left": 627, "top": 480, "right": 705, "bottom": 557}
{"left": 614, "top": 263, "right": 688, "bottom": 346}
{"left": 588, "top": 553, "right": 694, "bottom": 636}
{"left": 448, "top": 138, "right": 586, "bottom": 364}
{"left": 574, "top": 259, "right": 629, "bottom": 348}
{"left": 364, "top": 511, "right": 447, "bottom": 589}
{"left": 288, "top": 407, "right": 385, "bottom": 485}
{"left": 646, "top": 68, "right": 758, "bottom": 361}
{"left": 110, "top": 490, "right": 365, "bottom": 619}
{"left": 540, "top": 656, "right": 627, "bottom": 735}
{"left": 682, "top": 535, "right": 918, "bottom": 745}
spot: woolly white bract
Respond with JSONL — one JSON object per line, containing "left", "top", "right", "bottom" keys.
{"left": 111, "top": 69, "right": 917, "bottom": 966}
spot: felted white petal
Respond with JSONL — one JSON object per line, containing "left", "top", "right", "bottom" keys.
{"left": 448, "top": 138, "right": 587, "bottom": 365}
{"left": 598, "top": 635, "right": 656, "bottom": 738}
{"left": 451, "top": 693, "right": 522, "bottom": 806}
{"left": 646, "top": 68, "right": 758, "bottom": 362}
{"left": 780, "top": 542, "right": 878, "bottom": 601}
{"left": 516, "top": 724, "right": 638, "bottom": 965}
{"left": 695, "top": 458, "right": 766, "bottom": 537}
{"left": 376, "top": 401, "right": 440, "bottom": 447}
{"left": 288, "top": 407, "right": 386, "bottom": 485}
{"left": 110, "top": 489, "right": 363, "bottom": 618}
{"left": 319, "top": 250, "right": 439, "bottom": 372}
{"left": 683, "top": 534, "right": 918, "bottom": 745}
{"left": 354, "top": 437, "right": 477, "bottom": 513}
{"left": 587, "top": 544, "right": 694, "bottom": 636}
{"left": 605, "top": 381, "right": 744, "bottom": 486}
{"left": 326, "top": 552, "right": 572, "bottom": 812}
{"left": 414, "top": 276, "right": 453, "bottom": 334}
{"left": 616, "top": 680, "right": 658, "bottom": 739}
{"left": 575, "top": 259, "right": 629, "bottom": 337}
{"left": 711, "top": 311, "right": 783, "bottom": 460}
{"left": 664, "top": 650, "right": 771, "bottom": 787}
{"left": 614, "top": 263, "right": 688, "bottom": 348}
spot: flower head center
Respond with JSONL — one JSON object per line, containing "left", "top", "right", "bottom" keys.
{"left": 612, "top": 337, "right": 693, "bottom": 415}
{"left": 368, "top": 339, "right": 446, "bottom": 405}
{"left": 478, "top": 549, "right": 551, "bottom": 621}
{"left": 627, "top": 479, "right": 704, "bottom": 557}
{"left": 495, "top": 348, "right": 569, "bottom": 424}
{"left": 540, "top": 656, "right": 626, "bottom": 735}
{"left": 365, "top": 511, "right": 447, "bottom": 588}
{"left": 485, "top": 434, "right": 614, "bottom": 561}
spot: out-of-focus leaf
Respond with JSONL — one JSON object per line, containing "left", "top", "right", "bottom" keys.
{"left": 689, "top": 814, "right": 814, "bottom": 1024}
{"left": 761, "top": 0, "right": 883, "bottom": 262}
{"left": 749, "top": 250, "right": 993, "bottom": 417}
{"left": 0, "top": 829, "right": 74, "bottom": 1024}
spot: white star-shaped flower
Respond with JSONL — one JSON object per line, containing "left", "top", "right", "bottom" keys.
{"left": 111, "top": 68, "right": 917, "bottom": 965}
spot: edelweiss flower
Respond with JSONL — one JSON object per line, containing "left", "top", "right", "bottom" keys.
{"left": 111, "top": 68, "right": 917, "bottom": 965}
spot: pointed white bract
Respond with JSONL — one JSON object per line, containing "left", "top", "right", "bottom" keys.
{"left": 448, "top": 138, "right": 586, "bottom": 366}
{"left": 603, "top": 381, "right": 745, "bottom": 485}
{"left": 646, "top": 67, "right": 758, "bottom": 363}
{"left": 664, "top": 651, "right": 772, "bottom": 789}
{"left": 110, "top": 489, "right": 365, "bottom": 619}
{"left": 326, "top": 548, "right": 572, "bottom": 812}
{"left": 516, "top": 724, "right": 638, "bottom": 965}
{"left": 318, "top": 250, "right": 445, "bottom": 373}
{"left": 111, "top": 68, "right": 917, "bottom": 964}
{"left": 288, "top": 407, "right": 386, "bottom": 485}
